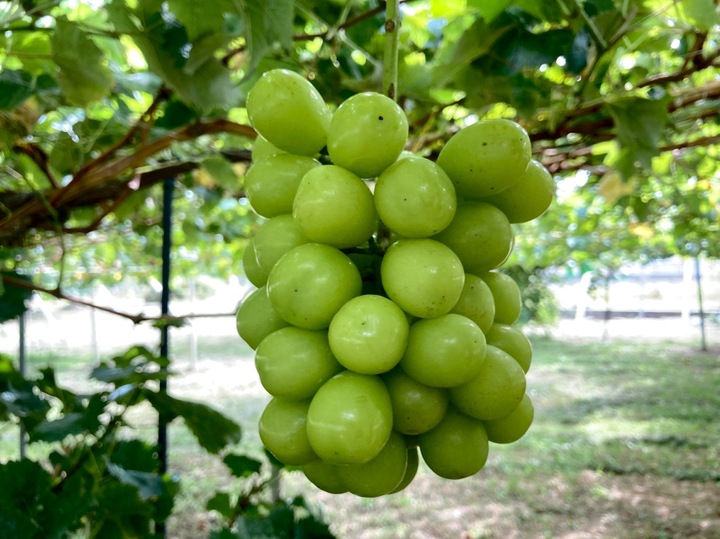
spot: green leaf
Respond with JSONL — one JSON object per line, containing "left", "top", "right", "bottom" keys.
{"left": 240, "top": 0, "right": 294, "bottom": 71}
{"left": 0, "top": 70, "right": 34, "bottom": 110}
{"left": 145, "top": 391, "right": 242, "bottom": 454}
{"left": 0, "top": 271, "right": 32, "bottom": 323}
{"left": 675, "top": 0, "right": 720, "bottom": 31}
{"left": 106, "top": 462, "right": 167, "bottom": 500}
{"left": 468, "top": 0, "right": 511, "bottom": 23}
{"left": 51, "top": 18, "right": 113, "bottom": 106}
{"left": 30, "top": 394, "right": 104, "bottom": 443}
{"left": 206, "top": 491, "right": 235, "bottom": 519}
{"left": 430, "top": 0, "right": 466, "bottom": 17}
{"left": 200, "top": 155, "right": 241, "bottom": 190}
{"left": 223, "top": 453, "right": 262, "bottom": 478}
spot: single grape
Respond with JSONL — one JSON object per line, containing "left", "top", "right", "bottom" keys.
{"left": 328, "top": 295, "right": 409, "bottom": 374}
{"left": 254, "top": 327, "right": 342, "bottom": 400}
{"left": 235, "top": 286, "right": 289, "bottom": 350}
{"left": 483, "top": 160, "right": 555, "bottom": 223}
{"left": 481, "top": 271, "right": 522, "bottom": 325}
{"left": 252, "top": 214, "right": 308, "bottom": 274}
{"left": 267, "top": 243, "right": 362, "bottom": 329}
{"left": 293, "top": 165, "right": 378, "bottom": 248}
{"left": 381, "top": 239, "right": 465, "bottom": 319}
{"left": 259, "top": 397, "right": 317, "bottom": 465}
{"left": 242, "top": 238, "right": 268, "bottom": 287}
{"left": 337, "top": 431, "right": 408, "bottom": 497}
{"left": 327, "top": 92, "right": 408, "bottom": 178}
{"left": 246, "top": 69, "right": 331, "bottom": 156}
{"left": 483, "top": 393, "right": 534, "bottom": 444}
{"left": 436, "top": 118, "right": 531, "bottom": 198}
{"left": 382, "top": 367, "right": 449, "bottom": 435}
{"left": 449, "top": 345, "right": 526, "bottom": 421}
{"left": 251, "top": 135, "right": 284, "bottom": 161}
{"left": 244, "top": 154, "right": 320, "bottom": 218}
{"left": 418, "top": 407, "right": 489, "bottom": 480}
{"left": 434, "top": 201, "right": 513, "bottom": 274}
{"left": 307, "top": 371, "right": 393, "bottom": 464}
{"left": 485, "top": 323, "right": 532, "bottom": 372}
{"left": 374, "top": 156, "right": 457, "bottom": 238}
{"left": 302, "top": 460, "right": 347, "bottom": 494}
{"left": 401, "top": 314, "right": 486, "bottom": 388}
{"left": 450, "top": 273, "right": 496, "bottom": 334}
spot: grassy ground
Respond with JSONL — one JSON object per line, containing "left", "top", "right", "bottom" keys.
{"left": 2, "top": 322, "right": 719, "bottom": 538}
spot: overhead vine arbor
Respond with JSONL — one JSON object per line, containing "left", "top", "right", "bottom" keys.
{"left": 0, "top": 0, "right": 718, "bottom": 303}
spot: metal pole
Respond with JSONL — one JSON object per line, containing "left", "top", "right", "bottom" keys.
{"left": 694, "top": 256, "right": 707, "bottom": 352}
{"left": 156, "top": 177, "right": 174, "bottom": 537}
{"left": 18, "top": 312, "right": 27, "bottom": 459}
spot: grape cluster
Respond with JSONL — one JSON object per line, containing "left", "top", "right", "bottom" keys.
{"left": 236, "top": 69, "right": 553, "bottom": 497}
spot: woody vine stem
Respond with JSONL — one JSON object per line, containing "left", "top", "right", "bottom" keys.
{"left": 383, "top": 0, "right": 400, "bottom": 101}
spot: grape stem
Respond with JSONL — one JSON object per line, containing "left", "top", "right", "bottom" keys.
{"left": 383, "top": 0, "right": 400, "bottom": 101}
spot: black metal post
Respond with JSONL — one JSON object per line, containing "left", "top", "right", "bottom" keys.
{"left": 18, "top": 312, "right": 26, "bottom": 459}
{"left": 156, "top": 177, "right": 174, "bottom": 537}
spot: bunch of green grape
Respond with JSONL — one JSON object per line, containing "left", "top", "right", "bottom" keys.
{"left": 236, "top": 69, "right": 554, "bottom": 497}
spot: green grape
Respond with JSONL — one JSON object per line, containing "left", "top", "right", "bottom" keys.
{"left": 293, "top": 165, "right": 378, "bottom": 248}
{"left": 485, "top": 323, "right": 532, "bottom": 373}
{"left": 418, "top": 408, "right": 489, "bottom": 480}
{"left": 337, "top": 431, "right": 408, "bottom": 497}
{"left": 374, "top": 156, "right": 457, "bottom": 238}
{"left": 251, "top": 135, "right": 285, "bottom": 161}
{"left": 242, "top": 238, "right": 268, "bottom": 287}
{"left": 381, "top": 239, "right": 465, "bottom": 319}
{"left": 481, "top": 271, "right": 522, "bottom": 325}
{"left": 450, "top": 345, "right": 526, "bottom": 421}
{"left": 246, "top": 69, "right": 331, "bottom": 156}
{"left": 434, "top": 201, "right": 514, "bottom": 274}
{"left": 259, "top": 397, "right": 317, "bottom": 465}
{"left": 483, "top": 393, "right": 534, "bottom": 444}
{"left": 328, "top": 295, "right": 409, "bottom": 374}
{"left": 254, "top": 327, "right": 342, "bottom": 399}
{"left": 267, "top": 243, "right": 362, "bottom": 329}
{"left": 382, "top": 367, "right": 449, "bottom": 435}
{"left": 252, "top": 214, "right": 308, "bottom": 274}
{"left": 235, "top": 286, "right": 289, "bottom": 350}
{"left": 483, "top": 160, "right": 555, "bottom": 223}
{"left": 436, "top": 118, "right": 531, "bottom": 198}
{"left": 302, "top": 460, "right": 347, "bottom": 494}
{"left": 450, "top": 273, "right": 496, "bottom": 334}
{"left": 391, "top": 445, "right": 419, "bottom": 493}
{"left": 307, "top": 371, "right": 393, "bottom": 465}
{"left": 244, "top": 154, "right": 321, "bottom": 218}
{"left": 401, "top": 314, "right": 486, "bottom": 388}
{"left": 327, "top": 92, "right": 408, "bottom": 178}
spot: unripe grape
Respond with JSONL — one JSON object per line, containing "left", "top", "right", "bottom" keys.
{"left": 383, "top": 367, "right": 449, "bottom": 435}
{"left": 303, "top": 460, "right": 347, "bottom": 494}
{"left": 337, "top": 431, "right": 408, "bottom": 497}
{"left": 244, "top": 154, "right": 321, "bottom": 218}
{"left": 327, "top": 92, "right": 408, "bottom": 178}
{"left": 450, "top": 273, "right": 496, "bottom": 334}
{"left": 483, "top": 393, "right": 534, "bottom": 444}
{"left": 246, "top": 69, "right": 331, "bottom": 156}
{"left": 235, "top": 286, "right": 289, "bottom": 349}
{"left": 450, "top": 345, "right": 526, "bottom": 421}
{"left": 401, "top": 314, "right": 487, "bottom": 388}
{"left": 391, "top": 445, "right": 419, "bottom": 493}
{"left": 481, "top": 271, "right": 522, "bottom": 325}
{"left": 374, "top": 156, "right": 457, "bottom": 238}
{"left": 486, "top": 323, "right": 532, "bottom": 372}
{"left": 483, "top": 160, "right": 555, "bottom": 223}
{"left": 418, "top": 408, "right": 489, "bottom": 480}
{"left": 259, "top": 398, "right": 317, "bottom": 465}
{"left": 252, "top": 214, "right": 308, "bottom": 274}
{"left": 381, "top": 239, "right": 465, "bottom": 319}
{"left": 434, "top": 201, "right": 514, "bottom": 274}
{"left": 293, "top": 165, "right": 378, "bottom": 248}
{"left": 242, "top": 238, "right": 268, "bottom": 287}
{"left": 251, "top": 135, "right": 284, "bottom": 161}
{"left": 267, "top": 243, "right": 362, "bottom": 329}
{"left": 437, "top": 118, "right": 531, "bottom": 198}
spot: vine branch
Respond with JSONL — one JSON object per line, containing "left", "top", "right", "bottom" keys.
{"left": 383, "top": 0, "right": 401, "bottom": 100}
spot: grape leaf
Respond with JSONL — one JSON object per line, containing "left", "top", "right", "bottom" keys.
{"left": 206, "top": 491, "right": 234, "bottom": 519}
{"left": 0, "top": 70, "right": 34, "bottom": 110}
{"left": 145, "top": 391, "right": 243, "bottom": 454}
{"left": 468, "top": 0, "right": 511, "bottom": 23}
{"left": 238, "top": 0, "right": 294, "bottom": 71}
{"left": 51, "top": 18, "right": 113, "bottom": 106}
{"left": 675, "top": 0, "right": 720, "bottom": 31}
{"left": 223, "top": 453, "right": 262, "bottom": 477}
